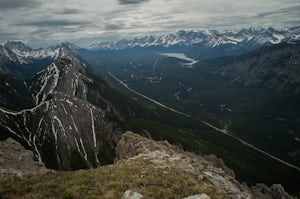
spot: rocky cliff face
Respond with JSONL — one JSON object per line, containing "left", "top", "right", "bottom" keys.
{"left": 0, "top": 137, "right": 46, "bottom": 178}
{"left": 115, "top": 131, "right": 293, "bottom": 199}
{"left": 0, "top": 45, "right": 124, "bottom": 170}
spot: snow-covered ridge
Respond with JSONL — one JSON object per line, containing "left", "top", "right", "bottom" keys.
{"left": 0, "top": 41, "right": 78, "bottom": 65}
{"left": 90, "top": 27, "right": 300, "bottom": 50}
{"left": 33, "top": 62, "right": 60, "bottom": 105}
{"left": 27, "top": 45, "right": 92, "bottom": 107}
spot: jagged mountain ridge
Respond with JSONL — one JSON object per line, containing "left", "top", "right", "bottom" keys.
{"left": 0, "top": 41, "right": 81, "bottom": 78}
{"left": 1, "top": 27, "right": 299, "bottom": 79}
{"left": 90, "top": 27, "right": 300, "bottom": 51}
{"left": 0, "top": 41, "right": 59, "bottom": 65}
{"left": 0, "top": 45, "right": 125, "bottom": 170}
{"left": 0, "top": 41, "right": 81, "bottom": 65}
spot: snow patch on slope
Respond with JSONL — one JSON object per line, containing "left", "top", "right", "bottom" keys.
{"left": 34, "top": 63, "right": 60, "bottom": 105}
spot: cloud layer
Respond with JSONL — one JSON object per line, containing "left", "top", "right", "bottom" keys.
{"left": 0, "top": 0, "right": 40, "bottom": 10}
{"left": 117, "top": 0, "right": 149, "bottom": 5}
{"left": 18, "top": 20, "right": 89, "bottom": 27}
{"left": 0, "top": 0, "right": 299, "bottom": 47}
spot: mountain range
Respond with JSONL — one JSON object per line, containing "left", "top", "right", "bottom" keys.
{"left": 1, "top": 26, "right": 300, "bottom": 79}
{"left": 0, "top": 27, "right": 300, "bottom": 196}
{"left": 90, "top": 27, "right": 300, "bottom": 59}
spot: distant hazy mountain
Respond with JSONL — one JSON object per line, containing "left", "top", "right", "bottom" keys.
{"left": 90, "top": 27, "right": 300, "bottom": 49}
{"left": 89, "top": 26, "right": 300, "bottom": 59}
{"left": 1, "top": 27, "right": 299, "bottom": 78}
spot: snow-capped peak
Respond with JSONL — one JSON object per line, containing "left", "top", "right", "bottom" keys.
{"left": 0, "top": 41, "right": 78, "bottom": 65}
{"left": 89, "top": 26, "right": 300, "bottom": 50}
{"left": 4, "top": 41, "right": 32, "bottom": 52}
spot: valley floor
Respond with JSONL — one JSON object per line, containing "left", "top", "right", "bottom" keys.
{"left": 108, "top": 72, "right": 300, "bottom": 173}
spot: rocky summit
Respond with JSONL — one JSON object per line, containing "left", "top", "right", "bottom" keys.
{"left": 0, "top": 132, "right": 293, "bottom": 198}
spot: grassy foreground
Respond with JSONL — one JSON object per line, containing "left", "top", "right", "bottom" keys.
{"left": 0, "top": 158, "right": 225, "bottom": 199}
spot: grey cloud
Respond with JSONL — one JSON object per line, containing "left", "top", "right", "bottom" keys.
{"left": 197, "top": 5, "right": 300, "bottom": 30}
{"left": 0, "top": 0, "right": 40, "bottom": 10}
{"left": 105, "top": 23, "right": 124, "bottom": 30}
{"left": 117, "top": 0, "right": 149, "bottom": 5}
{"left": 257, "top": 5, "right": 300, "bottom": 18}
{"left": 17, "top": 19, "right": 89, "bottom": 27}
{"left": 55, "top": 7, "right": 82, "bottom": 15}
{"left": 32, "top": 26, "right": 81, "bottom": 33}
{"left": 0, "top": 31, "right": 19, "bottom": 38}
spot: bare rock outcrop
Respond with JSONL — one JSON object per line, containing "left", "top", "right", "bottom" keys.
{"left": 122, "top": 190, "right": 144, "bottom": 199}
{"left": 0, "top": 138, "right": 46, "bottom": 178}
{"left": 116, "top": 131, "right": 293, "bottom": 199}
{"left": 182, "top": 194, "right": 211, "bottom": 199}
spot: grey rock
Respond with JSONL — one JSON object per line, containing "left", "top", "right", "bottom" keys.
{"left": 0, "top": 138, "right": 47, "bottom": 178}
{"left": 122, "top": 189, "right": 144, "bottom": 199}
{"left": 182, "top": 193, "right": 210, "bottom": 199}
{"left": 116, "top": 132, "right": 293, "bottom": 199}
{"left": 204, "top": 154, "right": 235, "bottom": 177}
{"left": 270, "top": 184, "right": 291, "bottom": 199}
{"left": 251, "top": 183, "right": 293, "bottom": 199}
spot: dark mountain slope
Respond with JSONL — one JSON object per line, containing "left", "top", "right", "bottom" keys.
{"left": 0, "top": 46, "right": 125, "bottom": 170}
{"left": 210, "top": 42, "right": 300, "bottom": 94}
{"left": 195, "top": 42, "right": 300, "bottom": 123}
{"left": 0, "top": 73, "right": 34, "bottom": 110}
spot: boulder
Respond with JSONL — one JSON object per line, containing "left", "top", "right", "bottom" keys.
{"left": 122, "top": 189, "right": 144, "bottom": 199}
{"left": 182, "top": 193, "right": 210, "bottom": 199}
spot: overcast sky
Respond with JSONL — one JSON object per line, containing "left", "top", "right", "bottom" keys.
{"left": 0, "top": 0, "right": 299, "bottom": 47}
